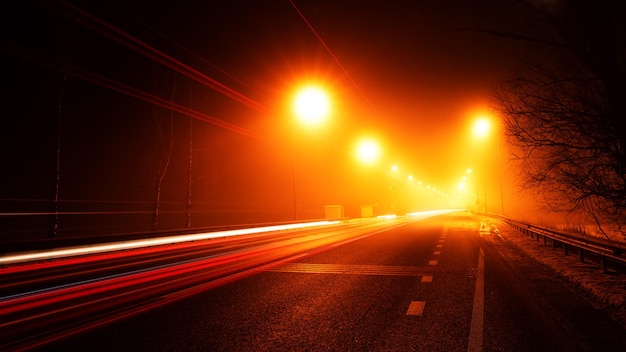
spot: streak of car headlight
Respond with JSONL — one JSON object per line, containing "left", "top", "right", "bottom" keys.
{"left": 0, "top": 220, "right": 340, "bottom": 265}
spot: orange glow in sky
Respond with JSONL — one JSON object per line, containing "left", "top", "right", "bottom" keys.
{"left": 0, "top": 0, "right": 582, "bottom": 249}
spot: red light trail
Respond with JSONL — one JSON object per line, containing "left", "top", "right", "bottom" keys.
{"left": 2, "top": 42, "right": 262, "bottom": 140}
{"left": 1, "top": 216, "right": 436, "bottom": 351}
{"left": 47, "top": 1, "right": 267, "bottom": 114}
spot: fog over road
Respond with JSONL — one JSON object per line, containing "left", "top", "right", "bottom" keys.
{"left": 36, "top": 212, "right": 626, "bottom": 352}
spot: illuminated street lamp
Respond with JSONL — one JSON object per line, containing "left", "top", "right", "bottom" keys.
{"left": 471, "top": 116, "right": 504, "bottom": 214}
{"left": 473, "top": 117, "right": 491, "bottom": 139}
{"left": 292, "top": 86, "right": 330, "bottom": 220}
{"left": 457, "top": 168, "right": 477, "bottom": 211}
{"left": 356, "top": 138, "right": 381, "bottom": 165}
{"left": 293, "top": 87, "right": 330, "bottom": 125}
{"left": 389, "top": 164, "right": 400, "bottom": 213}
{"left": 355, "top": 138, "right": 381, "bottom": 217}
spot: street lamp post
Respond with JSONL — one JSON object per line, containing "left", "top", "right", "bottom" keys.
{"left": 389, "top": 164, "right": 399, "bottom": 214}
{"left": 472, "top": 116, "right": 504, "bottom": 214}
{"left": 291, "top": 122, "right": 297, "bottom": 220}
{"left": 291, "top": 86, "right": 330, "bottom": 220}
{"left": 496, "top": 131, "right": 504, "bottom": 215}
{"left": 461, "top": 168, "right": 478, "bottom": 212}
{"left": 355, "top": 138, "right": 381, "bottom": 217}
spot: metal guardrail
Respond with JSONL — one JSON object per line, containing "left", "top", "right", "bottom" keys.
{"left": 501, "top": 217, "right": 626, "bottom": 274}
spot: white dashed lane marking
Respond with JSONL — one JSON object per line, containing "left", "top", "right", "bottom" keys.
{"left": 406, "top": 301, "right": 426, "bottom": 316}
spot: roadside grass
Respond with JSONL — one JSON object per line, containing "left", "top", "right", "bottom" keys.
{"left": 486, "top": 217, "right": 626, "bottom": 330}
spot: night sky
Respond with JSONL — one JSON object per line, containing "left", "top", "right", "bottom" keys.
{"left": 1, "top": 1, "right": 550, "bottom": 239}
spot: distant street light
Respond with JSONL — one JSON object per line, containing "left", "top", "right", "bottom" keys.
{"left": 463, "top": 168, "right": 480, "bottom": 212}
{"left": 388, "top": 164, "right": 400, "bottom": 213}
{"left": 356, "top": 139, "right": 381, "bottom": 165}
{"left": 291, "top": 86, "right": 330, "bottom": 220}
{"left": 355, "top": 138, "right": 381, "bottom": 217}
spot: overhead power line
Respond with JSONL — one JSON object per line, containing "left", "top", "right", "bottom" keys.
{"left": 288, "top": 0, "right": 379, "bottom": 117}
{"left": 49, "top": 0, "right": 267, "bottom": 113}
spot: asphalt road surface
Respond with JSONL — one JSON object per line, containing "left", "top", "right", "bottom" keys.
{"left": 25, "top": 212, "right": 626, "bottom": 351}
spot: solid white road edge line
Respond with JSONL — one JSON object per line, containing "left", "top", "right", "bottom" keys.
{"left": 467, "top": 247, "right": 485, "bottom": 352}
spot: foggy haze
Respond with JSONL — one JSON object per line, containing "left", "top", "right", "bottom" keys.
{"left": 1, "top": 0, "right": 556, "bottom": 240}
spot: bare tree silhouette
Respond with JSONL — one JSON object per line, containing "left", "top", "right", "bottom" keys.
{"left": 488, "top": 1, "right": 626, "bottom": 238}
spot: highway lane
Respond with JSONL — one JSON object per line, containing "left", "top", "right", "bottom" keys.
{"left": 0, "top": 216, "right": 422, "bottom": 351}
{"left": 7, "top": 211, "right": 626, "bottom": 351}
{"left": 0, "top": 220, "right": 372, "bottom": 296}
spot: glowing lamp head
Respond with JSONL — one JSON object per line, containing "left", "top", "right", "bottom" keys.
{"left": 356, "top": 139, "right": 381, "bottom": 164}
{"left": 473, "top": 117, "right": 491, "bottom": 138}
{"left": 293, "top": 87, "right": 330, "bottom": 125}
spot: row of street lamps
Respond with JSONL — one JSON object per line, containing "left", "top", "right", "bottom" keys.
{"left": 290, "top": 86, "right": 504, "bottom": 219}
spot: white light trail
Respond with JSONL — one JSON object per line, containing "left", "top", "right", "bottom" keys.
{"left": 0, "top": 221, "right": 339, "bottom": 265}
